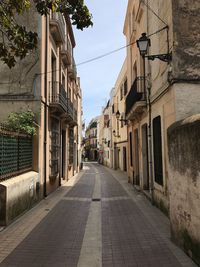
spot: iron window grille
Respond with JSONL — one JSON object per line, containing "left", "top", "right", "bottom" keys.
{"left": 0, "top": 127, "right": 32, "bottom": 181}
{"left": 50, "top": 118, "right": 60, "bottom": 177}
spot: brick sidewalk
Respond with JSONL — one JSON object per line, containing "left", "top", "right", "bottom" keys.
{"left": 0, "top": 163, "right": 197, "bottom": 267}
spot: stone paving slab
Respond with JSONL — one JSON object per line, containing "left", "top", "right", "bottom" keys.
{"left": 66, "top": 173, "right": 95, "bottom": 198}
{"left": 104, "top": 165, "right": 197, "bottom": 267}
{"left": 0, "top": 200, "right": 90, "bottom": 267}
{"left": 100, "top": 168, "right": 128, "bottom": 198}
{"left": 0, "top": 171, "right": 83, "bottom": 265}
{"left": 0, "top": 163, "right": 197, "bottom": 267}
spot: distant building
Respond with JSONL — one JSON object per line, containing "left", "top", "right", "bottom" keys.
{"left": 84, "top": 117, "right": 100, "bottom": 161}
{"left": 98, "top": 101, "right": 112, "bottom": 167}
{"left": 111, "top": 59, "right": 128, "bottom": 172}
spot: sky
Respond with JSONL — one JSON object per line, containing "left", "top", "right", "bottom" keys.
{"left": 73, "top": 0, "right": 128, "bottom": 127}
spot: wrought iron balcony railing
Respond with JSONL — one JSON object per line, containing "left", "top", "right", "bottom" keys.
{"left": 49, "top": 82, "right": 77, "bottom": 124}
{"left": 49, "top": 82, "right": 68, "bottom": 112}
{"left": 125, "top": 76, "right": 146, "bottom": 115}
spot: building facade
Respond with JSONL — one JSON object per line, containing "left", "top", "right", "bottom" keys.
{"left": 84, "top": 117, "right": 99, "bottom": 161}
{"left": 123, "top": 0, "right": 200, "bottom": 262}
{"left": 98, "top": 102, "right": 112, "bottom": 167}
{"left": 111, "top": 59, "right": 128, "bottom": 172}
{"left": 0, "top": 6, "right": 82, "bottom": 205}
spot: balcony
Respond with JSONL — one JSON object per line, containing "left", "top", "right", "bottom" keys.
{"left": 68, "top": 57, "right": 77, "bottom": 79}
{"left": 50, "top": 12, "right": 65, "bottom": 44}
{"left": 125, "top": 77, "right": 146, "bottom": 120}
{"left": 90, "top": 144, "right": 98, "bottom": 149}
{"left": 89, "top": 134, "right": 97, "bottom": 138}
{"left": 49, "top": 82, "right": 77, "bottom": 125}
{"left": 61, "top": 36, "right": 72, "bottom": 67}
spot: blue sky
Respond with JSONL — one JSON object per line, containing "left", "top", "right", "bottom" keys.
{"left": 73, "top": 0, "right": 128, "bottom": 126}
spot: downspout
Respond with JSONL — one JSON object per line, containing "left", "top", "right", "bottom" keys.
{"left": 146, "top": 0, "right": 154, "bottom": 204}
{"left": 59, "top": 43, "right": 62, "bottom": 187}
{"left": 43, "top": 15, "right": 48, "bottom": 198}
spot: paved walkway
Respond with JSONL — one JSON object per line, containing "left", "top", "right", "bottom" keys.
{"left": 0, "top": 163, "right": 197, "bottom": 267}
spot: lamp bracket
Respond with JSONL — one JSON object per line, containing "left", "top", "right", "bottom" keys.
{"left": 113, "top": 134, "right": 121, "bottom": 138}
{"left": 145, "top": 52, "right": 172, "bottom": 62}
{"left": 119, "top": 118, "right": 128, "bottom": 123}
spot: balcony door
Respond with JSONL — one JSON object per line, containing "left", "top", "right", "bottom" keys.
{"left": 123, "top": 147, "right": 127, "bottom": 172}
{"left": 51, "top": 52, "right": 57, "bottom": 96}
{"left": 153, "top": 116, "right": 163, "bottom": 186}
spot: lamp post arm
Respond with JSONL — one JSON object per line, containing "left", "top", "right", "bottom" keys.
{"left": 145, "top": 52, "right": 172, "bottom": 62}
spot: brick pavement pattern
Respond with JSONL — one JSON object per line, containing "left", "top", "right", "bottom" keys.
{"left": 0, "top": 163, "right": 197, "bottom": 267}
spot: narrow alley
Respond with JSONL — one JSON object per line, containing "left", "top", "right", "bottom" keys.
{"left": 0, "top": 163, "right": 196, "bottom": 267}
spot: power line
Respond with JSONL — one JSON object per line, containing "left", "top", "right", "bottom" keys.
{"left": 141, "top": 0, "right": 168, "bottom": 26}
{"left": 0, "top": 26, "right": 168, "bottom": 85}
{"left": 76, "top": 26, "right": 168, "bottom": 66}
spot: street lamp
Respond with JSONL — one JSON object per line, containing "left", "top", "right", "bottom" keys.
{"left": 136, "top": 32, "right": 172, "bottom": 62}
{"left": 115, "top": 110, "right": 128, "bottom": 123}
{"left": 113, "top": 110, "right": 128, "bottom": 138}
{"left": 136, "top": 33, "right": 151, "bottom": 57}
{"left": 116, "top": 110, "right": 120, "bottom": 120}
{"left": 112, "top": 130, "right": 120, "bottom": 138}
{"left": 102, "top": 138, "right": 107, "bottom": 145}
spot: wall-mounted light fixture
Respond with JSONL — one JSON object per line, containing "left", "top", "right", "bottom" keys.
{"left": 102, "top": 138, "right": 107, "bottom": 145}
{"left": 136, "top": 32, "right": 172, "bottom": 62}
{"left": 116, "top": 110, "right": 128, "bottom": 123}
{"left": 112, "top": 130, "right": 120, "bottom": 138}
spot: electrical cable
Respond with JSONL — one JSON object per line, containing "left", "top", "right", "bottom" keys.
{"left": 0, "top": 26, "right": 168, "bottom": 85}
{"left": 141, "top": 0, "right": 168, "bottom": 26}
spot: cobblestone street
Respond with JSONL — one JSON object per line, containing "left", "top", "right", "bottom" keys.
{"left": 0, "top": 163, "right": 197, "bottom": 267}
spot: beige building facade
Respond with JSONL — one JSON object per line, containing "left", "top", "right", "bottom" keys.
{"left": 123, "top": 0, "right": 200, "bottom": 260}
{"left": 110, "top": 60, "right": 128, "bottom": 172}
{"left": 84, "top": 117, "right": 99, "bottom": 161}
{"left": 0, "top": 6, "right": 82, "bottom": 203}
{"left": 123, "top": 0, "right": 200, "bottom": 211}
{"left": 98, "top": 102, "right": 112, "bottom": 167}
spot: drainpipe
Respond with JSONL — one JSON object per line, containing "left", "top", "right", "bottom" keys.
{"left": 59, "top": 43, "right": 62, "bottom": 187}
{"left": 146, "top": 0, "right": 154, "bottom": 205}
{"left": 147, "top": 85, "right": 154, "bottom": 204}
{"left": 43, "top": 15, "right": 48, "bottom": 198}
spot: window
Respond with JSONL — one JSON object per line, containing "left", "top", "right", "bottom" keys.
{"left": 112, "top": 104, "right": 115, "bottom": 114}
{"left": 50, "top": 118, "right": 59, "bottom": 177}
{"left": 153, "top": 116, "right": 163, "bottom": 185}
{"left": 69, "top": 129, "right": 74, "bottom": 164}
{"left": 51, "top": 51, "right": 56, "bottom": 83}
{"left": 124, "top": 78, "right": 128, "bottom": 96}
{"left": 120, "top": 84, "right": 123, "bottom": 100}
{"left": 62, "top": 74, "right": 65, "bottom": 87}
{"left": 129, "top": 132, "right": 133, "bottom": 167}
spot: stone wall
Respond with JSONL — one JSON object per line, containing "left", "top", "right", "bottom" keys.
{"left": 0, "top": 171, "right": 40, "bottom": 226}
{"left": 168, "top": 114, "right": 200, "bottom": 265}
{"left": 0, "top": 5, "right": 41, "bottom": 96}
{"left": 172, "top": 0, "right": 200, "bottom": 81}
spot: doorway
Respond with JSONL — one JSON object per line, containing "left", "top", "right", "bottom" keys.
{"left": 153, "top": 116, "right": 163, "bottom": 185}
{"left": 123, "top": 147, "right": 127, "bottom": 172}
